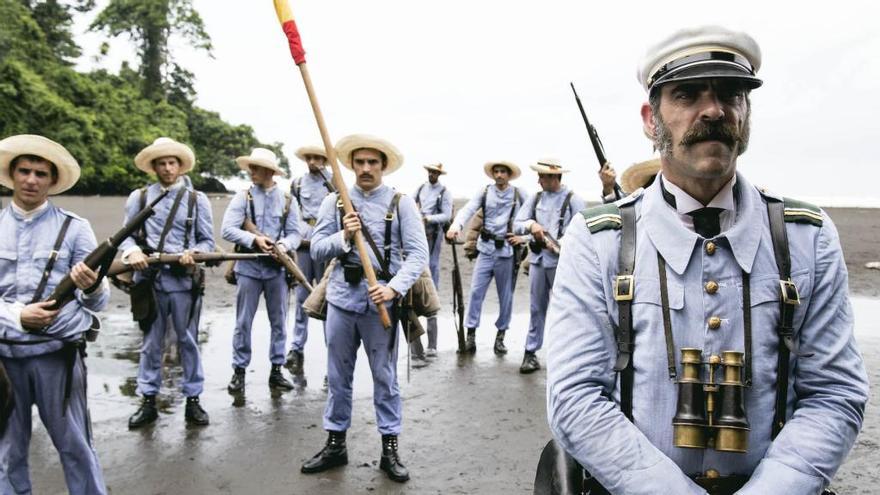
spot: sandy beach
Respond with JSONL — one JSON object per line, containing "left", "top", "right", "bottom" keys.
{"left": 19, "top": 195, "right": 880, "bottom": 494}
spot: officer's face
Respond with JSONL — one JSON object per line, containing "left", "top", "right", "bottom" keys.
{"left": 248, "top": 164, "right": 275, "bottom": 188}
{"left": 305, "top": 154, "right": 326, "bottom": 173}
{"left": 11, "top": 158, "right": 57, "bottom": 210}
{"left": 427, "top": 170, "right": 440, "bottom": 184}
{"left": 152, "top": 156, "right": 183, "bottom": 187}
{"left": 642, "top": 78, "right": 750, "bottom": 182}
{"left": 492, "top": 165, "right": 511, "bottom": 187}
{"left": 352, "top": 148, "right": 386, "bottom": 191}
{"left": 538, "top": 173, "right": 561, "bottom": 192}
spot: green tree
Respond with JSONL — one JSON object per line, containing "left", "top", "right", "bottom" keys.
{"left": 90, "top": 0, "right": 212, "bottom": 101}
{"left": 19, "top": 1, "right": 94, "bottom": 62}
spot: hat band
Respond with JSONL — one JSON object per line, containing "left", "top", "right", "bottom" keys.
{"left": 537, "top": 162, "right": 561, "bottom": 169}
{"left": 649, "top": 51, "right": 754, "bottom": 88}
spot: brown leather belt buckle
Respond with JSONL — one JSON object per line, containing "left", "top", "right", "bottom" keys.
{"left": 613, "top": 275, "right": 634, "bottom": 301}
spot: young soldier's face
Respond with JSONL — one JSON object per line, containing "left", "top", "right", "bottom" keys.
{"left": 352, "top": 148, "right": 385, "bottom": 191}
{"left": 11, "top": 158, "right": 56, "bottom": 210}
{"left": 305, "top": 154, "right": 326, "bottom": 173}
{"left": 427, "top": 170, "right": 440, "bottom": 184}
{"left": 492, "top": 165, "right": 511, "bottom": 187}
{"left": 538, "top": 173, "right": 560, "bottom": 192}
{"left": 152, "top": 156, "right": 183, "bottom": 187}
{"left": 248, "top": 164, "right": 275, "bottom": 188}
{"left": 643, "top": 78, "right": 750, "bottom": 182}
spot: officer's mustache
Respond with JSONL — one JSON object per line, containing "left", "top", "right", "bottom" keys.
{"left": 680, "top": 121, "right": 741, "bottom": 148}
{"left": 358, "top": 173, "right": 374, "bottom": 180}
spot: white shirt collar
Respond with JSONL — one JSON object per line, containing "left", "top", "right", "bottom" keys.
{"left": 663, "top": 174, "right": 737, "bottom": 215}
{"left": 11, "top": 199, "right": 50, "bottom": 220}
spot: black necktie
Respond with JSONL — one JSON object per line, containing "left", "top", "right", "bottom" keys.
{"left": 688, "top": 207, "right": 723, "bottom": 238}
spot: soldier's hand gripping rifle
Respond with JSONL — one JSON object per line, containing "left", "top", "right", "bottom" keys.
{"left": 241, "top": 218, "right": 314, "bottom": 292}
{"left": 570, "top": 82, "right": 623, "bottom": 197}
{"left": 106, "top": 252, "right": 270, "bottom": 278}
{"left": 449, "top": 238, "right": 466, "bottom": 353}
{"left": 42, "top": 190, "right": 169, "bottom": 311}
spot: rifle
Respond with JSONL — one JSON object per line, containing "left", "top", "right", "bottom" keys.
{"left": 43, "top": 190, "right": 169, "bottom": 311}
{"left": 241, "top": 218, "right": 314, "bottom": 292}
{"left": 107, "top": 252, "right": 270, "bottom": 278}
{"left": 537, "top": 231, "right": 561, "bottom": 255}
{"left": 449, "top": 239, "right": 466, "bottom": 353}
{"left": 570, "top": 82, "right": 623, "bottom": 197}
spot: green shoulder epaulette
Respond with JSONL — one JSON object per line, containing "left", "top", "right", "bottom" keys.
{"left": 580, "top": 203, "right": 622, "bottom": 233}
{"left": 783, "top": 197, "right": 823, "bottom": 227}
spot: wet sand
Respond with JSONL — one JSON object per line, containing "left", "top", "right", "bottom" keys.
{"left": 20, "top": 196, "right": 880, "bottom": 493}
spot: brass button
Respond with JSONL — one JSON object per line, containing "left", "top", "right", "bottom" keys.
{"left": 705, "top": 242, "right": 716, "bottom": 255}
{"left": 705, "top": 469, "right": 720, "bottom": 479}
{"left": 705, "top": 281, "right": 719, "bottom": 294}
{"left": 708, "top": 316, "right": 722, "bottom": 330}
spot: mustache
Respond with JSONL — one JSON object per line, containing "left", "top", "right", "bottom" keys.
{"left": 680, "top": 120, "right": 741, "bottom": 148}
{"left": 358, "top": 173, "right": 374, "bottom": 180}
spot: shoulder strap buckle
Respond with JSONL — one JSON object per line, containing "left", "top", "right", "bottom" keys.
{"left": 779, "top": 279, "right": 800, "bottom": 305}
{"left": 614, "top": 275, "right": 634, "bottom": 301}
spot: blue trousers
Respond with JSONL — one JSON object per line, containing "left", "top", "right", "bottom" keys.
{"left": 291, "top": 247, "right": 326, "bottom": 352}
{"left": 323, "top": 304, "right": 401, "bottom": 435}
{"left": 465, "top": 252, "right": 514, "bottom": 331}
{"left": 137, "top": 289, "right": 205, "bottom": 397}
{"left": 526, "top": 265, "right": 556, "bottom": 352}
{"left": 233, "top": 272, "right": 289, "bottom": 368}
{"left": 426, "top": 231, "right": 442, "bottom": 348}
{"left": 0, "top": 351, "right": 106, "bottom": 495}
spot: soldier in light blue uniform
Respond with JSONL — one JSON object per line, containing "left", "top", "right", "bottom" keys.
{"left": 544, "top": 27, "right": 867, "bottom": 495}
{"left": 301, "top": 134, "right": 428, "bottom": 483}
{"left": 446, "top": 161, "right": 527, "bottom": 355}
{"left": 410, "top": 162, "right": 452, "bottom": 362}
{"left": 122, "top": 137, "right": 215, "bottom": 429}
{"left": 512, "top": 158, "right": 584, "bottom": 374}
{"left": 286, "top": 145, "right": 334, "bottom": 377}
{"left": 221, "top": 148, "right": 301, "bottom": 393}
{"left": 0, "top": 135, "right": 110, "bottom": 494}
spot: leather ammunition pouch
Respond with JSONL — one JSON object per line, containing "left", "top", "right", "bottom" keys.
{"left": 529, "top": 239, "right": 545, "bottom": 254}
{"left": 343, "top": 264, "right": 364, "bottom": 284}
{"left": 130, "top": 277, "right": 157, "bottom": 333}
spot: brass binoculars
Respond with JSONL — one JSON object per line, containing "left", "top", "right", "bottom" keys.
{"left": 672, "top": 349, "right": 750, "bottom": 453}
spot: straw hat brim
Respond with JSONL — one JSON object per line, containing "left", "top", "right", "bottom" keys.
{"left": 484, "top": 161, "right": 521, "bottom": 180}
{"left": 621, "top": 158, "right": 662, "bottom": 193}
{"left": 423, "top": 165, "right": 447, "bottom": 175}
{"left": 294, "top": 146, "right": 328, "bottom": 162}
{"left": 0, "top": 134, "right": 80, "bottom": 195}
{"left": 236, "top": 156, "right": 287, "bottom": 177}
{"left": 529, "top": 164, "right": 569, "bottom": 175}
{"left": 335, "top": 134, "right": 403, "bottom": 175}
{"left": 134, "top": 140, "right": 195, "bottom": 175}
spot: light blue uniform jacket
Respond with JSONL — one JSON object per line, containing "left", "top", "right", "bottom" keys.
{"left": 546, "top": 173, "right": 868, "bottom": 495}
{"left": 292, "top": 170, "right": 334, "bottom": 242}
{"left": 310, "top": 184, "right": 429, "bottom": 314}
{"left": 451, "top": 184, "right": 527, "bottom": 258}
{"left": 513, "top": 185, "right": 586, "bottom": 268}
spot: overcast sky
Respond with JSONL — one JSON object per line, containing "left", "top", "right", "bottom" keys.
{"left": 75, "top": 1, "right": 880, "bottom": 205}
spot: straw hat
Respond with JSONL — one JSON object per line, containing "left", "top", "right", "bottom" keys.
{"left": 134, "top": 137, "right": 195, "bottom": 175}
{"left": 236, "top": 148, "right": 286, "bottom": 177}
{"left": 335, "top": 134, "right": 403, "bottom": 175}
{"left": 529, "top": 158, "right": 569, "bottom": 175}
{"left": 483, "top": 160, "right": 521, "bottom": 180}
{"left": 0, "top": 134, "right": 81, "bottom": 194}
{"left": 294, "top": 145, "right": 328, "bottom": 162}
{"left": 423, "top": 163, "right": 447, "bottom": 175}
{"left": 621, "top": 158, "right": 661, "bottom": 193}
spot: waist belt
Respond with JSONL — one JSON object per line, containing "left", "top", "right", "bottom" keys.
{"left": 479, "top": 229, "right": 506, "bottom": 249}
{"left": 691, "top": 474, "right": 748, "bottom": 495}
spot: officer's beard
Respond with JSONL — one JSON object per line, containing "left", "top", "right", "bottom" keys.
{"left": 652, "top": 111, "right": 751, "bottom": 159}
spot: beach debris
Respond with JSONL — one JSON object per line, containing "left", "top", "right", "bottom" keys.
{"left": 866, "top": 262, "right": 880, "bottom": 270}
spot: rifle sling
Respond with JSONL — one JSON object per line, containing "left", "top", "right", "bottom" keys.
{"left": 30, "top": 216, "right": 73, "bottom": 304}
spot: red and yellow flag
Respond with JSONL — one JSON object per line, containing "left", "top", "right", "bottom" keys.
{"left": 273, "top": 0, "right": 306, "bottom": 64}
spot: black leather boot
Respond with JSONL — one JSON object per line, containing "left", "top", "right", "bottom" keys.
{"left": 494, "top": 330, "right": 508, "bottom": 355}
{"left": 269, "top": 365, "right": 294, "bottom": 390}
{"left": 227, "top": 367, "right": 245, "bottom": 393}
{"left": 301, "top": 430, "right": 348, "bottom": 473}
{"left": 520, "top": 351, "right": 541, "bottom": 374}
{"left": 462, "top": 328, "right": 477, "bottom": 354}
{"left": 286, "top": 350, "right": 304, "bottom": 376}
{"left": 128, "top": 394, "right": 158, "bottom": 429}
{"left": 185, "top": 396, "right": 209, "bottom": 426}
{"left": 379, "top": 434, "right": 410, "bottom": 482}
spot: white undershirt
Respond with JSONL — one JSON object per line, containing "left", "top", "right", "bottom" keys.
{"left": 662, "top": 174, "right": 737, "bottom": 233}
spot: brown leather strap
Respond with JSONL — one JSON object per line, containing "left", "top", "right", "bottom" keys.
{"left": 615, "top": 202, "right": 637, "bottom": 421}
{"left": 155, "top": 186, "right": 187, "bottom": 254}
{"left": 30, "top": 216, "right": 73, "bottom": 304}
{"left": 657, "top": 253, "right": 676, "bottom": 379}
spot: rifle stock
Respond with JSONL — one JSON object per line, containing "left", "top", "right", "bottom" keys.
{"left": 241, "top": 219, "right": 314, "bottom": 292}
{"left": 449, "top": 239, "right": 466, "bottom": 353}
{"left": 43, "top": 189, "right": 169, "bottom": 310}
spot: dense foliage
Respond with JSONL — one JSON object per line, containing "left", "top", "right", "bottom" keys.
{"left": 0, "top": 0, "right": 288, "bottom": 194}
